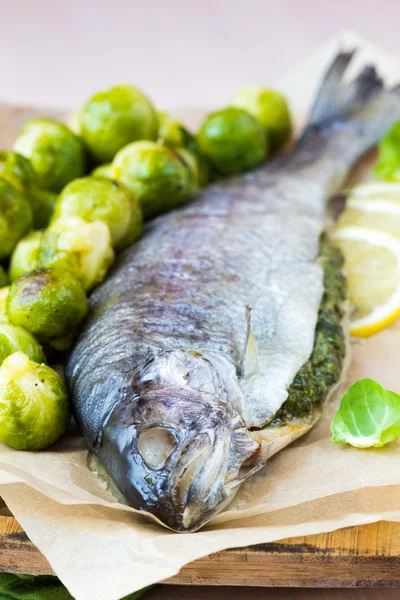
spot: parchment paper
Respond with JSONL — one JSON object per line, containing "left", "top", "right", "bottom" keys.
{"left": 1, "top": 31, "right": 400, "bottom": 600}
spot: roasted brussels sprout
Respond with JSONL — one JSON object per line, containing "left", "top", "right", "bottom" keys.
{"left": 48, "top": 332, "right": 74, "bottom": 351}
{"left": 0, "top": 178, "right": 33, "bottom": 261}
{"left": 196, "top": 107, "right": 268, "bottom": 175}
{"left": 91, "top": 163, "right": 113, "bottom": 179}
{"left": 9, "top": 231, "right": 43, "bottom": 282}
{"left": 14, "top": 118, "right": 86, "bottom": 192}
{"left": 51, "top": 176, "right": 142, "bottom": 250}
{"left": 30, "top": 187, "right": 58, "bottom": 229}
{"left": 39, "top": 217, "right": 115, "bottom": 292}
{"left": 176, "top": 147, "right": 210, "bottom": 189}
{"left": 6, "top": 269, "right": 88, "bottom": 343}
{"left": 79, "top": 84, "right": 158, "bottom": 163}
{"left": 112, "top": 141, "right": 194, "bottom": 219}
{"left": 0, "top": 151, "right": 37, "bottom": 190}
{"left": 0, "top": 351, "right": 69, "bottom": 450}
{"left": 0, "top": 288, "right": 9, "bottom": 323}
{"left": 66, "top": 109, "right": 82, "bottom": 136}
{"left": 0, "top": 268, "right": 8, "bottom": 289}
{"left": 232, "top": 86, "right": 292, "bottom": 149}
{"left": 0, "top": 323, "right": 46, "bottom": 365}
{"left": 157, "top": 111, "right": 192, "bottom": 148}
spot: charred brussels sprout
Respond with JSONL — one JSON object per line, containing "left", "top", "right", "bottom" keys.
{"left": 0, "top": 151, "right": 57, "bottom": 228}
{"left": 176, "top": 147, "right": 210, "bottom": 189}
{"left": 0, "top": 179, "right": 33, "bottom": 261}
{"left": 196, "top": 107, "right": 267, "bottom": 175}
{"left": 0, "top": 352, "right": 69, "bottom": 450}
{"left": 232, "top": 86, "right": 292, "bottom": 150}
{"left": 67, "top": 109, "right": 82, "bottom": 136}
{"left": 51, "top": 176, "right": 142, "bottom": 250}
{"left": 6, "top": 269, "right": 88, "bottom": 343}
{"left": 14, "top": 118, "right": 86, "bottom": 192}
{"left": 0, "top": 323, "right": 45, "bottom": 365}
{"left": 157, "top": 111, "right": 192, "bottom": 148}
{"left": 0, "top": 268, "right": 8, "bottom": 289}
{"left": 30, "top": 187, "right": 58, "bottom": 229}
{"left": 0, "top": 288, "right": 9, "bottom": 323}
{"left": 79, "top": 85, "right": 158, "bottom": 163}
{"left": 92, "top": 163, "right": 113, "bottom": 179}
{"left": 0, "top": 151, "right": 37, "bottom": 190}
{"left": 39, "top": 217, "right": 115, "bottom": 292}
{"left": 9, "top": 231, "right": 43, "bottom": 282}
{"left": 112, "top": 141, "right": 194, "bottom": 219}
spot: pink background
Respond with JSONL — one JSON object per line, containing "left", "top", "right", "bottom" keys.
{"left": 2, "top": 0, "right": 400, "bottom": 112}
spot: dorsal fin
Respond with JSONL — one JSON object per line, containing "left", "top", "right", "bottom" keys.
{"left": 241, "top": 306, "right": 259, "bottom": 379}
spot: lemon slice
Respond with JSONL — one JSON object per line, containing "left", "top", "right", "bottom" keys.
{"left": 349, "top": 182, "right": 400, "bottom": 200}
{"left": 331, "top": 227, "right": 400, "bottom": 337}
{"left": 337, "top": 199, "right": 400, "bottom": 236}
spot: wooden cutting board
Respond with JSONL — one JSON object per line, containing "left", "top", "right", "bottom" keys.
{"left": 1, "top": 102, "right": 400, "bottom": 588}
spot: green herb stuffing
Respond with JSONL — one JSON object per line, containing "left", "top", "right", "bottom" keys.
{"left": 273, "top": 236, "right": 347, "bottom": 423}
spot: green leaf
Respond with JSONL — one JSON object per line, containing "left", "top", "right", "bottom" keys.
{"left": 331, "top": 378, "right": 400, "bottom": 448}
{"left": 374, "top": 122, "right": 400, "bottom": 181}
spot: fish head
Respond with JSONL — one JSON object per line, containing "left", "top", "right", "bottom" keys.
{"left": 97, "top": 349, "right": 260, "bottom": 531}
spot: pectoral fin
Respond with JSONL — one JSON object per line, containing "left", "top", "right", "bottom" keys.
{"left": 239, "top": 306, "right": 288, "bottom": 429}
{"left": 241, "top": 306, "right": 259, "bottom": 380}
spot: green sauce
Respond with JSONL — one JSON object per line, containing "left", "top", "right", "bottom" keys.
{"left": 273, "top": 236, "right": 347, "bottom": 423}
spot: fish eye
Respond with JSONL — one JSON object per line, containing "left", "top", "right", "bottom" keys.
{"left": 137, "top": 427, "right": 178, "bottom": 470}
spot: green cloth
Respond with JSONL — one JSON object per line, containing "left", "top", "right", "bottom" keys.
{"left": 0, "top": 574, "right": 146, "bottom": 600}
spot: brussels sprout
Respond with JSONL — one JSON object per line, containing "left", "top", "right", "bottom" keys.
{"left": 0, "top": 351, "right": 69, "bottom": 450}
{"left": 79, "top": 84, "right": 158, "bottom": 163}
{"left": 157, "top": 111, "right": 193, "bottom": 148}
{"left": 9, "top": 231, "right": 43, "bottom": 282}
{"left": 51, "top": 176, "right": 142, "bottom": 250}
{"left": 66, "top": 109, "right": 82, "bottom": 136}
{"left": 0, "top": 151, "right": 37, "bottom": 191}
{"left": 30, "top": 187, "right": 58, "bottom": 229}
{"left": 48, "top": 332, "right": 74, "bottom": 351}
{"left": 176, "top": 147, "right": 210, "bottom": 189}
{"left": 112, "top": 141, "right": 194, "bottom": 219}
{"left": 7, "top": 268, "right": 88, "bottom": 343}
{"left": 39, "top": 217, "right": 115, "bottom": 291}
{"left": 14, "top": 118, "right": 86, "bottom": 192}
{"left": 92, "top": 163, "right": 113, "bottom": 179}
{"left": 232, "top": 86, "right": 292, "bottom": 150}
{"left": 0, "top": 323, "right": 45, "bottom": 365}
{"left": 0, "top": 268, "right": 8, "bottom": 289}
{"left": 197, "top": 107, "right": 267, "bottom": 175}
{"left": 0, "top": 288, "right": 9, "bottom": 323}
{"left": 0, "top": 178, "right": 33, "bottom": 261}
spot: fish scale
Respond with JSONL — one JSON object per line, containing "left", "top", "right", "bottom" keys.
{"left": 67, "top": 52, "right": 400, "bottom": 531}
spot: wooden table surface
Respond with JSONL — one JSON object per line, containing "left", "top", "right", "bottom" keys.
{"left": 1, "top": 511, "right": 400, "bottom": 592}
{"left": 146, "top": 588, "right": 399, "bottom": 599}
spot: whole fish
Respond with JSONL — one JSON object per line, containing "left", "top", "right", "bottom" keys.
{"left": 67, "top": 52, "right": 400, "bottom": 531}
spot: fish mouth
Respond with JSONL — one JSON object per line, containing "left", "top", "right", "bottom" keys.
{"left": 165, "top": 419, "right": 260, "bottom": 532}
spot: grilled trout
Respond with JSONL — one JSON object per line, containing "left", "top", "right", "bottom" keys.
{"left": 67, "top": 52, "right": 400, "bottom": 531}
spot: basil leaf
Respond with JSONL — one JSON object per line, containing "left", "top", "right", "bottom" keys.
{"left": 374, "top": 122, "right": 400, "bottom": 181}
{"left": 331, "top": 378, "right": 400, "bottom": 448}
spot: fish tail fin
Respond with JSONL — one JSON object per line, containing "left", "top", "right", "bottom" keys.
{"left": 301, "top": 49, "right": 400, "bottom": 144}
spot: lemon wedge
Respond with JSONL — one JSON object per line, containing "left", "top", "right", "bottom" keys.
{"left": 332, "top": 227, "right": 400, "bottom": 337}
